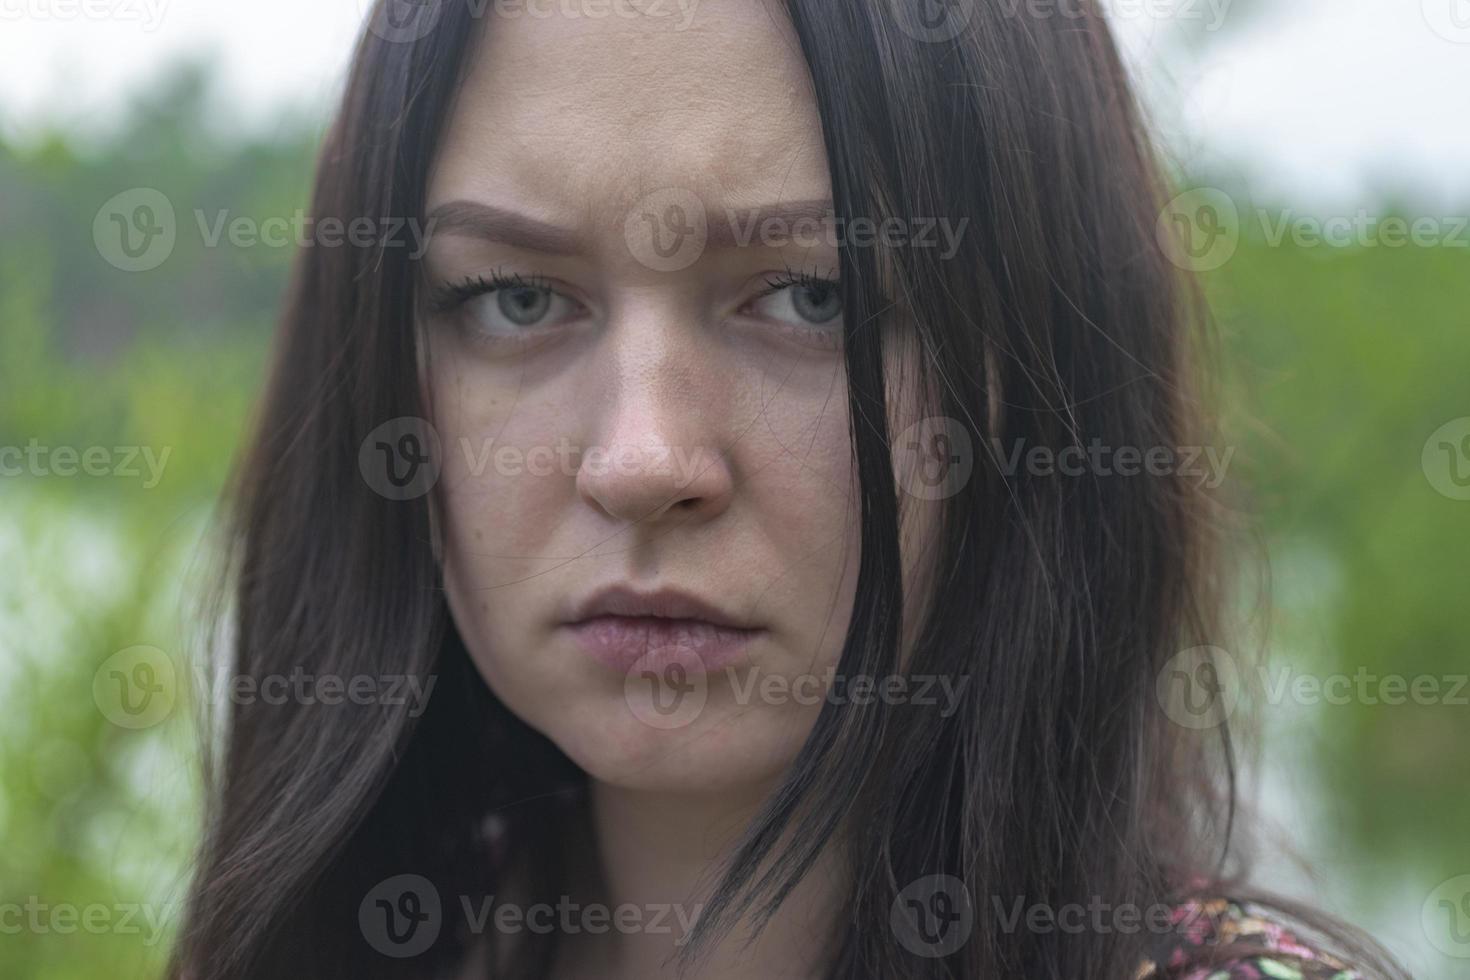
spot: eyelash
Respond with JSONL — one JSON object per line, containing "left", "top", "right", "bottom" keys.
{"left": 427, "top": 269, "right": 553, "bottom": 315}
{"left": 760, "top": 266, "right": 839, "bottom": 296}
{"left": 430, "top": 266, "right": 840, "bottom": 307}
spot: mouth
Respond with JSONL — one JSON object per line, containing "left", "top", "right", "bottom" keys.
{"left": 562, "top": 586, "right": 764, "bottom": 673}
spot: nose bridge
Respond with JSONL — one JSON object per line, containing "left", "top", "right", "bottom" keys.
{"left": 575, "top": 301, "right": 734, "bottom": 525}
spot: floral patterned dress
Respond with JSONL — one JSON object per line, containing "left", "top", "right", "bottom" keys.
{"left": 1134, "top": 897, "right": 1363, "bottom": 980}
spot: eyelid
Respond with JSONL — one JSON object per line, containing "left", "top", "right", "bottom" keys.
{"left": 428, "top": 269, "right": 586, "bottom": 316}
{"left": 735, "top": 269, "right": 845, "bottom": 352}
{"left": 740, "top": 267, "right": 842, "bottom": 314}
{"left": 755, "top": 264, "right": 840, "bottom": 293}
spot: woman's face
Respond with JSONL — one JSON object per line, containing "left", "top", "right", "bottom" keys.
{"left": 423, "top": 3, "right": 879, "bottom": 795}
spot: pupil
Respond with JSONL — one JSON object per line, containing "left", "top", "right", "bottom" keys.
{"left": 498, "top": 286, "right": 551, "bottom": 326}
{"left": 793, "top": 283, "right": 841, "bottom": 324}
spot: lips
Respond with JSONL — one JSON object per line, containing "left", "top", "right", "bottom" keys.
{"left": 563, "top": 586, "right": 763, "bottom": 673}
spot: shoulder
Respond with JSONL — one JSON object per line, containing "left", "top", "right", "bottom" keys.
{"left": 1134, "top": 895, "right": 1364, "bottom": 980}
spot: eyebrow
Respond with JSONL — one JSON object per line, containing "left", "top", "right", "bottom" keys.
{"left": 424, "top": 198, "right": 840, "bottom": 255}
{"left": 705, "top": 199, "right": 838, "bottom": 249}
{"left": 426, "top": 201, "right": 586, "bottom": 255}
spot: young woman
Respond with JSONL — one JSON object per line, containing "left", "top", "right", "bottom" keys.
{"left": 169, "top": 1, "right": 1407, "bottom": 977}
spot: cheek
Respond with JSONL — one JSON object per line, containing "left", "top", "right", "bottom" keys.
{"left": 439, "top": 432, "right": 569, "bottom": 565}
{"left": 427, "top": 353, "right": 572, "bottom": 662}
{"left": 709, "top": 351, "right": 863, "bottom": 649}
{"left": 737, "top": 408, "right": 862, "bottom": 665}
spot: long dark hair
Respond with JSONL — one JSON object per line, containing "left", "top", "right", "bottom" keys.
{"left": 169, "top": 2, "right": 1407, "bottom": 978}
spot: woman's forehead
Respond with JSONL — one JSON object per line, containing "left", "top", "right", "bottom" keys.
{"left": 427, "top": 1, "right": 831, "bottom": 231}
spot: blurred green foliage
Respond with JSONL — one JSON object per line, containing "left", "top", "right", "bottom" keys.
{"left": 1213, "top": 206, "right": 1470, "bottom": 843}
{"left": 1, "top": 64, "right": 301, "bottom": 980}
{"left": 1, "top": 64, "right": 1466, "bottom": 980}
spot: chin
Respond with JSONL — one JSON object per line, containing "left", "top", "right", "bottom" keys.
{"left": 533, "top": 688, "right": 819, "bottom": 797}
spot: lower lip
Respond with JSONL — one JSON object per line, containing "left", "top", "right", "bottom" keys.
{"left": 566, "top": 616, "right": 760, "bottom": 674}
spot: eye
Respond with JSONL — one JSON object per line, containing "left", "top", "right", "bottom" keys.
{"left": 492, "top": 284, "right": 556, "bottom": 327}
{"left": 746, "top": 274, "right": 845, "bottom": 330}
{"left": 464, "top": 281, "right": 581, "bottom": 335}
{"left": 430, "top": 273, "right": 584, "bottom": 342}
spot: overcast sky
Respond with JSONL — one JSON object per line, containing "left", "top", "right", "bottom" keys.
{"left": 2, "top": 0, "right": 1468, "bottom": 211}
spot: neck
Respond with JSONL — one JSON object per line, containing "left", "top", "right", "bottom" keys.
{"left": 556, "top": 779, "right": 843, "bottom": 980}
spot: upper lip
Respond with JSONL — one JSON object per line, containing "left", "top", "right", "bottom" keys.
{"left": 565, "top": 585, "right": 759, "bottom": 630}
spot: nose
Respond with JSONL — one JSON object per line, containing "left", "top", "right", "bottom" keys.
{"left": 575, "top": 334, "right": 735, "bottom": 528}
